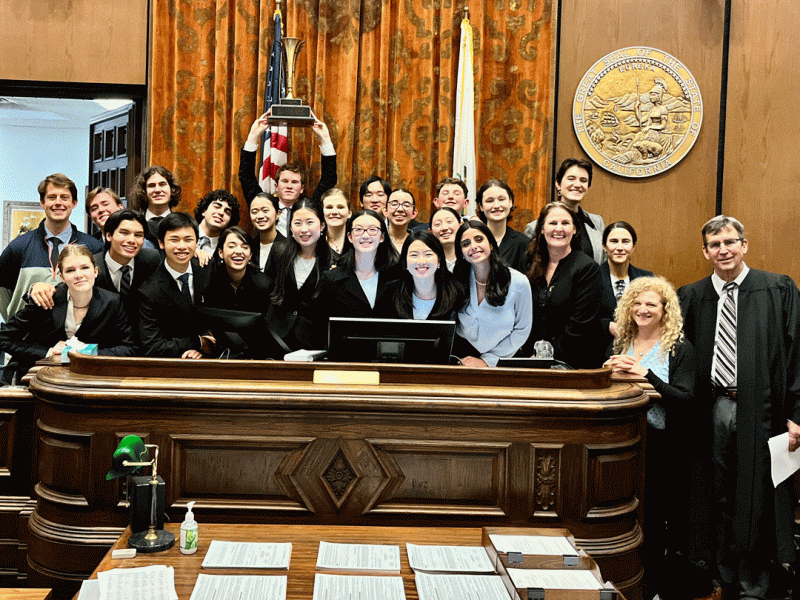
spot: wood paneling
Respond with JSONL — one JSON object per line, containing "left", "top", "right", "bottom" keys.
{"left": 556, "top": 0, "right": 726, "bottom": 287}
{"left": 0, "top": 0, "right": 147, "bottom": 84}
{"left": 722, "top": 0, "right": 800, "bottom": 283}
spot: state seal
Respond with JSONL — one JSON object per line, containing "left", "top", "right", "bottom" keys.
{"left": 572, "top": 47, "right": 703, "bottom": 178}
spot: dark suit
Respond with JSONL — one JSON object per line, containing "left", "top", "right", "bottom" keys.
{"left": 498, "top": 227, "right": 529, "bottom": 273}
{"left": 0, "top": 284, "right": 135, "bottom": 378}
{"left": 249, "top": 232, "right": 285, "bottom": 273}
{"left": 320, "top": 268, "right": 398, "bottom": 321}
{"left": 137, "top": 260, "right": 213, "bottom": 357}
{"left": 599, "top": 262, "right": 654, "bottom": 346}
{"left": 679, "top": 269, "right": 800, "bottom": 594}
{"left": 93, "top": 249, "right": 161, "bottom": 328}
{"left": 238, "top": 147, "right": 337, "bottom": 205}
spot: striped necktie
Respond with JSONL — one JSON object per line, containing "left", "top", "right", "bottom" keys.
{"left": 713, "top": 281, "right": 737, "bottom": 386}
{"left": 614, "top": 279, "right": 626, "bottom": 300}
{"left": 119, "top": 265, "right": 131, "bottom": 296}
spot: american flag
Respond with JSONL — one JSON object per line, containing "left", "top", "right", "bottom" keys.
{"left": 259, "top": 9, "right": 288, "bottom": 194}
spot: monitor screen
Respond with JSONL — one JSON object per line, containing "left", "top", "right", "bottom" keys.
{"left": 197, "top": 307, "right": 271, "bottom": 359}
{"left": 327, "top": 317, "right": 456, "bottom": 365}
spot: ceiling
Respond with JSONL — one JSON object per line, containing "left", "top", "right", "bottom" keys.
{"left": 0, "top": 97, "right": 133, "bottom": 128}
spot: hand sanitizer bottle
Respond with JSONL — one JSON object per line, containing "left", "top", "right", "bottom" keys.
{"left": 180, "top": 501, "right": 198, "bottom": 554}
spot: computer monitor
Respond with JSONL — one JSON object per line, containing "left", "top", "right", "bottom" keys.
{"left": 197, "top": 307, "right": 272, "bottom": 359}
{"left": 327, "top": 317, "right": 456, "bottom": 365}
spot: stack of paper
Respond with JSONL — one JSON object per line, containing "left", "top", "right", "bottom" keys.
{"left": 406, "top": 544, "right": 496, "bottom": 573}
{"left": 201, "top": 540, "right": 292, "bottom": 569}
{"left": 316, "top": 541, "right": 401, "bottom": 572}
{"left": 414, "top": 572, "right": 511, "bottom": 600}
{"left": 190, "top": 573, "right": 287, "bottom": 600}
{"left": 507, "top": 568, "right": 605, "bottom": 590}
{"left": 489, "top": 534, "right": 578, "bottom": 556}
{"left": 78, "top": 565, "right": 178, "bottom": 600}
{"left": 312, "top": 573, "right": 405, "bottom": 600}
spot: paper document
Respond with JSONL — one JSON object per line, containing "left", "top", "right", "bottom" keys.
{"left": 414, "top": 572, "right": 510, "bottom": 600}
{"left": 77, "top": 579, "right": 100, "bottom": 600}
{"left": 769, "top": 431, "right": 800, "bottom": 487}
{"left": 96, "top": 565, "right": 178, "bottom": 600}
{"left": 202, "top": 540, "right": 292, "bottom": 569}
{"left": 489, "top": 534, "right": 577, "bottom": 555}
{"left": 406, "top": 544, "right": 495, "bottom": 573}
{"left": 507, "top": 568, "right": 604, "bottom": 590}
{"left": 189, "top": 573, "right": 287, "bottom": 600}
{"left": 316, "top": 541, "right": 401, "bottom": 571}
{"left": 311, "top": 573, "right": 406, "bottom": 600}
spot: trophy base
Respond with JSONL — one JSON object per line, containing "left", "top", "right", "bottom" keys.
{"left": 268, "top": 99, "right": 315, "bottom": 127}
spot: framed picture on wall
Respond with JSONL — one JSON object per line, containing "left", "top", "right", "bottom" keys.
{"left": 3, "top": 201, "right": 45, "bottom": 249}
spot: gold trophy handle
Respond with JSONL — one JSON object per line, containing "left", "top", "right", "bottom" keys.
{"left": 282, "top": 38, "right": 305, "bottom": 100}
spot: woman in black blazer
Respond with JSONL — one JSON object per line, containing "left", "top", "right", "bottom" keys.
{"left": 204, "top": 227, "right": 271, "bottom": 314}
{"left": 0, "top": 245, "right": 135, "bottom": 380}
{"left": 248, "top": 192, "right": 285, "bottom": 272}
{"left": 524, "top": 201, "right": 604, "bottom": 368}
{"left": 319, "top": 209, "right": 399, "bottom": 323}
{"left": 263, "top": 198, "right": 332, "bottom": 354}
{"left": 474, "top": 179, "right": 529, "bottom": 273}
{"left": 599, "top": 221, "right": 653, "bottom": 344}
{"left": 382, "top": 230, "right": 464, "bottom": 321}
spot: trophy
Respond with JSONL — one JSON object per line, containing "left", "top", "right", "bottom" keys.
{"left": 268, "top": 38, "right": 316, "bottom": 127}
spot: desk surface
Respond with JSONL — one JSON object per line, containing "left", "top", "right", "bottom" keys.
{"left": 85, "top": 523, "right": 494, "bottom": 600}
{"left": 4, "top": 591, "right": 52, "bottom": 600}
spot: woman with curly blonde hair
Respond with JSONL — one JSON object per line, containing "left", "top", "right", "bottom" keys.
{"left": 606, "top": 275, "right": 696, "bottom": 600}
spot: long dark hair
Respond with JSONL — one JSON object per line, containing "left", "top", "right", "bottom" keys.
{"left": 335, "top": 209, "right": 398, "bottom": 273}
{"left": 454, "top": 220, "right": 511, "bottom": 307}
{"left": 394, "top": 231, "right": 464, "bottom": 319}
{"left": 269, "top": 198, "right": 329, "bottom": 305}
{"left": 525, "top": 201, "right": 582, "bottom": 281}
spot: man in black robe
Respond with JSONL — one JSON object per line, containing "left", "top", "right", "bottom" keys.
{"left": 679, "top": 215, "right": 800, "bottom": 599}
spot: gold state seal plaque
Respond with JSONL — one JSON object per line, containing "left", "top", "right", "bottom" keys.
{"left": 573, "top": 47, "right": 703, "bottom": 178}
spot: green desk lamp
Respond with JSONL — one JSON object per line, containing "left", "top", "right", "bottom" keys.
{"left": 106, "top": 435, "right": 175, "bottom": 552}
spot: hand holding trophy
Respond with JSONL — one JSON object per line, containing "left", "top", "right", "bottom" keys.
{"left": 268, "top": 37, "right": 316, "bottom": 127}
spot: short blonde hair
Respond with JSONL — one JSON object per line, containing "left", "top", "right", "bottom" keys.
{"left": 613, "top": 276, "right": 684, "bottom": 357}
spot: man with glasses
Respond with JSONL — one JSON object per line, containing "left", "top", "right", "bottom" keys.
{"left": 385, "top": 188, "right": 419, "bottom": 252}
{"left": 679, "top": 215, "right": 800, "bottom": 600}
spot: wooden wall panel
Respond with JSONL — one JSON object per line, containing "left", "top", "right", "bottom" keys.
{"left": 556, "top": 0, "right": 726, "bottom": 287}
{"left": 0, "top": 0, "right": 147, "bottom": 84}
{"left": 722, "top": 0, "right": 800, "bottom": 283}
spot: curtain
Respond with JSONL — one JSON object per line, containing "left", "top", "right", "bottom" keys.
{"left": 149, "top": 0, "right": 552, "bottom": 230}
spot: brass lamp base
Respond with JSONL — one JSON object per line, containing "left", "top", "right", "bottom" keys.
{"left": 129, "top": 527, "right": 175, "bottom": 553}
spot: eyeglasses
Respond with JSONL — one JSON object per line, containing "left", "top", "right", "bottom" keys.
{"left": 351, "top": 226, "right": 381, "bottom": 236}
{"left": 704, "top": 238, "right": 743, "bottom": 252}
{"left": 387, "top": 200, "right": 414, "bottom": 210}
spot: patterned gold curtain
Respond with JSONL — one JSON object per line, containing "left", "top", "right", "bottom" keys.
{"left": 149, "top": 0, "right": 552, "bottom": 230}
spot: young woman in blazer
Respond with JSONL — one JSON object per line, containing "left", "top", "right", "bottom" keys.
{"left": 0, "top": 245, "right": 135, "bottom": 380}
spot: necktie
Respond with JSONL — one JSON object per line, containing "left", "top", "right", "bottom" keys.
{"left": 614, "top": 279, "right": 626, "bottom": 300}
{"left": 119, "top": 265, "right": 131, "bottom": 296}
{"left": 199, "top": 236, "right": 211, "bottom": 252}
{"left": 49, "top": 238, "right": 62, "bottom": 272}
{"left": 178, "top": 273, "right": 193, "bottom": 304}
{"left": 713, "top": 281, "right": 737, "bottom": 386}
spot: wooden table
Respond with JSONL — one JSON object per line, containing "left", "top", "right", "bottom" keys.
{"left": 81, "top": 523, "right": 615, "bottom": 600}
{"left": 3, "top": 591, "right": 52, "bottom": 600}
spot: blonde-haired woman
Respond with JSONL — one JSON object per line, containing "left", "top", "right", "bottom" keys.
{"left": 606, "top": 275, "right": 696, "bottom": 600}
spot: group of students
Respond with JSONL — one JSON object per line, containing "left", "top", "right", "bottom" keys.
{"left": 2, "top": 135, "right": 800, "bottom": 599}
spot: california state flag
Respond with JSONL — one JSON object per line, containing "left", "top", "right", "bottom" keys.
{"left": 453, "top": 16, "right": 477, "bottom": 217}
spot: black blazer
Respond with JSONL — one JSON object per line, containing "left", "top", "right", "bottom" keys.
{"left": 599, "top": 262, "right": 654, "bottom": 343}
{"left": 498, "top": 227, "right": 530, "bottom": 273}
{"left": 263, "top": 251, "right": 328, "bottom": 351}
{"left": 249, "top": 232, "right": 286, "bottom": 273}
{"left": 93, "top": 248, "right": 162, "bottom": 325}
{"left": 203, "top": 264, "right": 272, "bottom": 314}
{"left": 527, "top": 250, "right": 604, "bottom": 368}
{"left": 238, "top": 147, "right": 337, "bottom": 205}
{"left": 137, "top": 261, "right": 213, "bottom": 357}
{"left": 319, "top": 268, "right": 398, "bottom": 321}
{"left": 0, "top": 284, "right": 135, "bottom": 376}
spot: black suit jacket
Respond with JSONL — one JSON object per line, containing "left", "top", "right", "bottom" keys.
{"left": 249, "top": 232, "right": 286, "bottom": 273}
{"left": 238, "top": 147, "right": 337, "bottom": 205}
{"left": 137, "top": 260, "right": 213, "bottom": 357}
{"left": 93, "top": 248, "right": 162, "bottom": 320}
{"left": 498, "top": 227, "right": 529, "bottom": 273}
{"left": 599, "top": 262, "right": 654, "bottom": 345}
{"left": 0, "top": 284, "right": 135, "bottom": 376}
{"left": 320, "top": 268, "right": 398, "bottom": 320}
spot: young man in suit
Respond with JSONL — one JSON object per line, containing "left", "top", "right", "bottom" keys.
{"left": 238, "top": 112, "right": 337, "bottom": 236}
{"left": 129, "top": 165, "right": 182, "bottom": 245}
{"left": 0, "top": 173, "right": 103, "bottom": 323}
{"left": 679, "top": 215, "right": 800, "bottom": 599}
{"left": 193, "top": 189, "right": 240, "bottom": 254}
{"left": 137, "top": 212, "right": 214, "bottom": 358}
{"left": 29, "top": 210, "right": 160, "bottom": 337}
